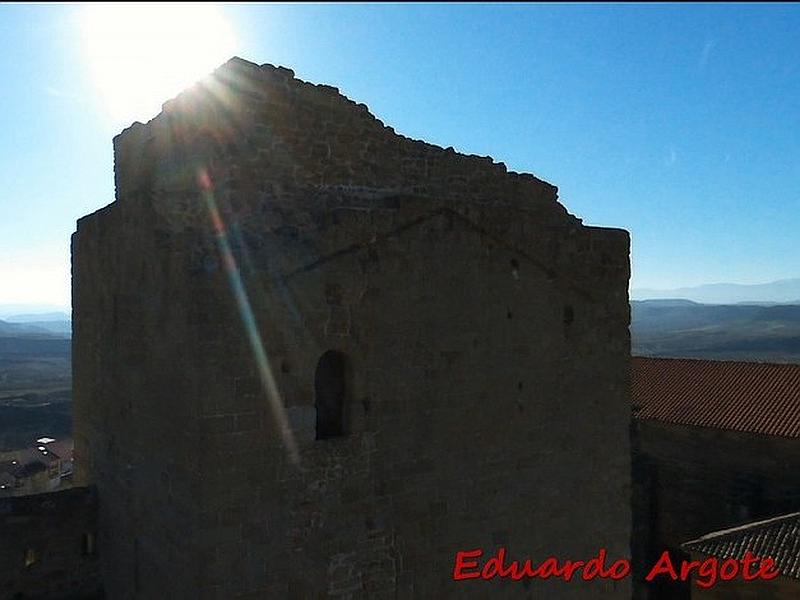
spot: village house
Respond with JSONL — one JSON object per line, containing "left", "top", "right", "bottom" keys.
{"left": 0, "top": 438, "right": 74, "bottom": 497}
{"left": 682, "top": 511, "right": 800, "bottom": 599}
{"left": 631, "top": 357, "right": 800, "bottom": 599}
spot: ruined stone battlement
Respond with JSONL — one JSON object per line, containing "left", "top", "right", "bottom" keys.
{"left": 112, "top": 57, "right": 570, "bottom": 226}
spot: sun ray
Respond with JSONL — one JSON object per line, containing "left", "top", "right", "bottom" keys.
{"left": 198, "top": 168, "right": 300, "bottom": 466}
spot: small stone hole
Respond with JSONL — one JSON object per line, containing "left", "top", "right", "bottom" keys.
{"left": 24, "top": 548, "right": 38, "bottom": 568}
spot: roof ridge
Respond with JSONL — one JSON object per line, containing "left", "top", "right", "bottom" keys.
{"left": 633, "top": 355, "right": 800, "bottom": 369}
{"left": 683, "top": 512, "right": 800, "bottom": 548}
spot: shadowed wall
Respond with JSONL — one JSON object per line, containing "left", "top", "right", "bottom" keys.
{"left": 72, "top": 57, "right": 632, "bottom": 599}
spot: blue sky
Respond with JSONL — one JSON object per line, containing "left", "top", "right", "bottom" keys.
{"left": 1, "top": 3, "right": 799, "bottom": 307}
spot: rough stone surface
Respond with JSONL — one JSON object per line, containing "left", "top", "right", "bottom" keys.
{"left": 0, "top": 486, "right": 101, "bottom": 599}
{"left": 72, "top": 57, "right": 632, "bottom": 598}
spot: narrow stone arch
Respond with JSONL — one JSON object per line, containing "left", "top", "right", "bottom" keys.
{"left": 315, "top": 350, "right": 347, "bottom": 439}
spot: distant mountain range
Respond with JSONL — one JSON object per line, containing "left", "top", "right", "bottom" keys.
{"left": 632, "top": 299, "right": 800, "bottom": 363}
{"left": 0, "top": 304, "right": 69, "bottom": 319}
{"left": 2, "top": 288, "right": 799, "bottom": 363}
{"left": 0, "top": 309, "right": 71, "bottom": 339}
{"left": 0, "top": 319, "right": 70, "bottom": 338}
{"left": 5, "top": 311, "right": 71, "bottom": 323}
{"left": 632, "top": 278, "right": 800, "bottom": 305}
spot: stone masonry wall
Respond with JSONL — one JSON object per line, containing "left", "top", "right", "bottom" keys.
{"left": 0, "top": 486, "right": 101, "bottom": 599}
{"left": 111, "top": 58, "right": 568, "bottom": 229}
{"left": 73, "top": 57, "right": 632, "bottom": 599}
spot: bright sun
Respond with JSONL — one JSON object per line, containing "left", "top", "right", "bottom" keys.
{"left": 83, "top": 4, "right": 237, "bottom": 124}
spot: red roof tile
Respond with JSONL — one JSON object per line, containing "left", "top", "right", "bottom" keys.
{"left": 631, "top": 357, "right": 800, "bottom": 438}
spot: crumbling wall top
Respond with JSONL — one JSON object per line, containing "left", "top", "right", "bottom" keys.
{"left": 111, "top": 56, "right": 574, "bottom": 226}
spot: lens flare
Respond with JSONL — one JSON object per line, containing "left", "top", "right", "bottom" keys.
{"left": 198, "top": 168, "right": 300, "bottom": 465}
{"left": 83, "top": 4, "right": 238, "bottom": 124}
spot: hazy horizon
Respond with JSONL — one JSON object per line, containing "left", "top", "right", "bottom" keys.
{"left": 631, "top": 276, "right": 800, "bottom": 302}
{"left": 5, "top": 276, "right": 800, "bottom": 315}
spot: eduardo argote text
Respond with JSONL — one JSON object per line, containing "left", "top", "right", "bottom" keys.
{"left": 453, "top": 547, "right": 779, "bottom": 589}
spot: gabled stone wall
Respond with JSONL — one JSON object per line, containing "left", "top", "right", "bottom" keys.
{"left": 73, "top": 57, "right": 631, "bottom": 599}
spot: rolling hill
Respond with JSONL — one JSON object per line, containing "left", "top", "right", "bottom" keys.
{"left": 632, "top": 300, "right": 800, "bottom": 363}
{"left": 632, "top": 278, "right": 800, "bottom": 305}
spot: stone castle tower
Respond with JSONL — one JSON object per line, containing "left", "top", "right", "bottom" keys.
{"left": 72, "top": 57, "right": 631, "bottom": 598}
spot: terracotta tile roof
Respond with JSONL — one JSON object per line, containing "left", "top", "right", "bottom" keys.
{"left": 683, "top": 512, "right": 800, "bottom": 580}
{"left": 631, "top": 357, "right": 800, "bottom": 438}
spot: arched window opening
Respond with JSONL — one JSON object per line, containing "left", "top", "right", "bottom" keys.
{"left": 315, "top": 350, "right": 347, "bottom": 440}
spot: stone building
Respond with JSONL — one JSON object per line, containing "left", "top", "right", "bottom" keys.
{"left": 683, "top": 512, "right": 800, "bottom": 599}
{"left": 0, "top": 487, "right": 101, "bottom": 599}
{"left": 0, "top": 438, "right": 74, "bottom": 498}
{"left": 631, "top": 357, "right": 800, "bottom": 599}
{"left": 71, "top": 57, "right": 632, "bottom": 598}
